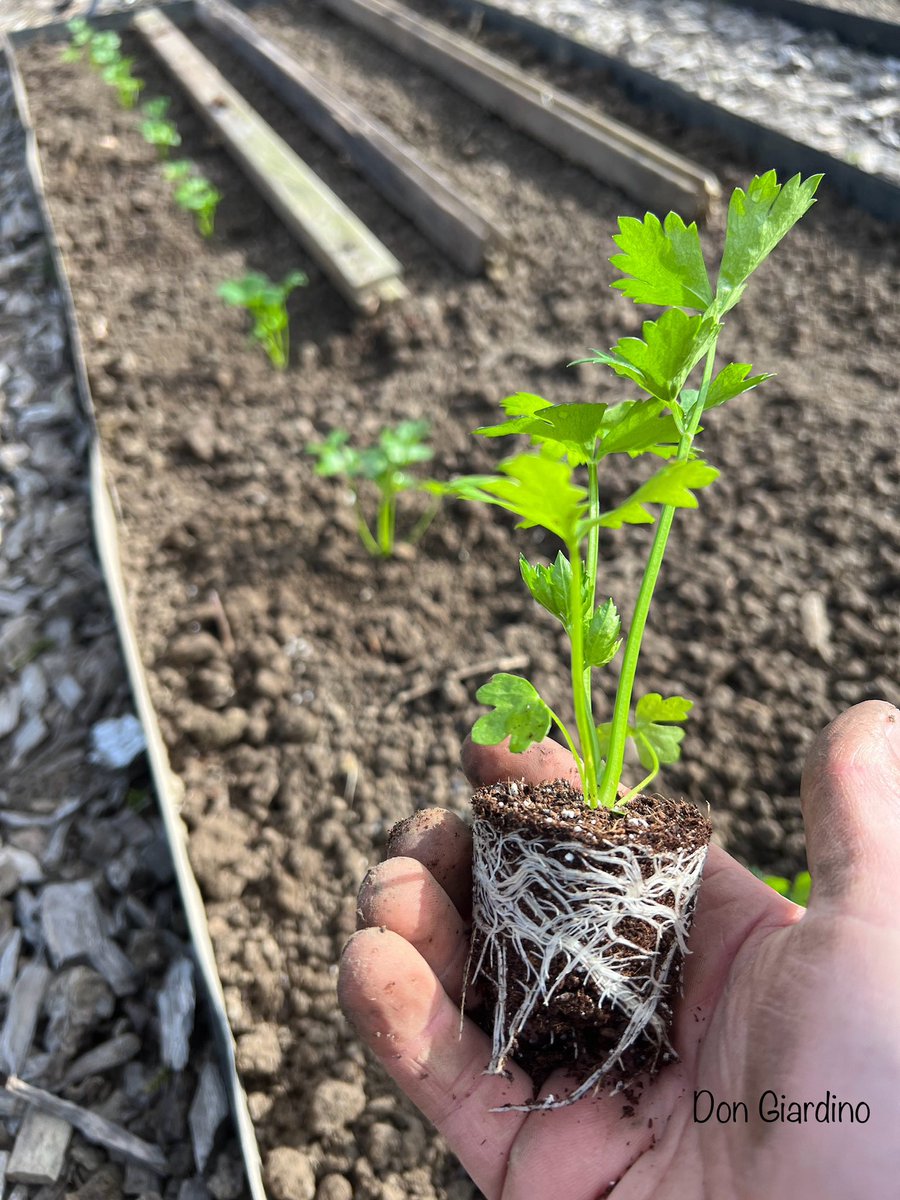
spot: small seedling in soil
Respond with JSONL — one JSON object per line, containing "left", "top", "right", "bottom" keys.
{"left": 101, "top": 57, "right": 143, "bottom": 109}
{"left": 443, "top": 171, "right": 821, "bottom": 1108}
{"left": 164, "top": 161, "right": 222, "bottom": 238}
{"left": 755, "top": 868, "right": 811, "bottom": 906}
{"left": 217, "top": 270, "right": 307, "bottom": 370}
{"left": 140, "top": 98, "right": 182, "bottom": 156}
{"left": 60, "top": 18, "right": 93, "bottom": 62}
{"left": 63, "top": 22, "right": 144, "bottom": 109}
{"left": 306, "top": 421, "right": 440, "bottom": 557}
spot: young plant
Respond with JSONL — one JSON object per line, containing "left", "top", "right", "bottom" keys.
{"left": 217, "top": 270, "right": 307, "bottom": 370}
{"left": 139, "top": 98, "right": 182, "bottom": 156}
{"left": 450, "top": 171, "right": 822, "bottom": 810}
{"left": 756, "top": 868, "right": 811, "bottom": 905}
{"left": 60, "top": 18, "right": 93, "bottom": 62}
{"left": 104, "top": 60, "right": 143, "bottom": 110}
{"left": 446, "top": 171, "right": 821, "bottom": 1107}
{"left": 306, "top": 421, "right": 439, "bottom": 557}
{"left": 163, "top": 162, "right": 222, "bottom": 237}
{"left": 62, "top": 22, "right": 144, "bottom": 109}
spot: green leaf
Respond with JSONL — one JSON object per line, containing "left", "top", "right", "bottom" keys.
{"left": 610, "top": 211, "right": 714, "bottom": 310}
{"left": 704, "top": 362, "right": 773, "bottom": 411}
{"left": 759, "top": 873, "right": 792, "bottom": 896}
{"left": 584, "top": 309, "right": 718, "bottom": 409}
{"left": 480, "top": 399, "right": 609, "bottom": 466}
{"left": 717, "top": 172, "right": 822, "bottom": 314}
{"left": 597, "top": 400, "right": 681, "bottom": 458}
{"left": 789, "top": 871, "right": 811, "bottom": 906}
{"left": 475, "top": 392, "right": 552, "bottom": 437}
{"left": 583, "top": 598, "right": 622, "bottom": 669}
{"left": 141, "top": 97, "right": 171, "bottom": 119}
{"left": 448, "top": 454, "right": 588, "bottom": 543}
{"left": 378, "top": 420, "right": 433, "bottom": 468}
{"left": 634, "top": 693, "right": 693, "bottom": 724}
{"left": 633, "top": 692, "right": 693, "bottom": 769}
{"left": 163, "top": 159, "right": 194, "bottom": 181}
{"left": 306, "top": 430, "right": 361, "bottom": 477}
{"left": 472, "top": 673, "right": 552, "bottom": 753}
{"left": 519, "top": 551, "right": 589, "bottom": 628}
{"left": 598, "top": 459, "right": 718, "bottom": 528}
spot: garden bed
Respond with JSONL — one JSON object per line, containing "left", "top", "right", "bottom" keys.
{"left": 14, "top": 4, "right": 900, "bottom": 1194}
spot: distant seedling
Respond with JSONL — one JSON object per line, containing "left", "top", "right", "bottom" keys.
{"left": 164, "top": 161, "right": 222, "bottom": 238}
{"left": 306, "top": 421, "right": 439, "bottom": 558}
{"left": 756, "top": 869, "right": 811, "bottom": 906}
{"left": 63, "top": 20, "right": 144, "bottom": 109}
{"left": 217, "top": 270, "right": 307, "bottom": 370}
{"left": 140, "top": 98, "right": 182, "bottom": 156}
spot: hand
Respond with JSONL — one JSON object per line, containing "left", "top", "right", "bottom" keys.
{"left": 339, "top": 701, "right": 900, "bottom": 1199}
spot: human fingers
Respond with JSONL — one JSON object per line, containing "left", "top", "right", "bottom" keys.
{"left": 800, "top": 699, "right": 900, "bottom": 911}
{"left": 678, "top": 843, "right": 797, "bottom": 1021}
{"left": 356, "top": 856, "right": 470, "bottom": 1002}
{"left": 387, "top": 808, "right": 472, "bottom": 918}
{"left": 339, "top": 927, "right": 530, "bottom": 1199}
{"left": 461, "top": 734, "right": 582, "bottom": 789}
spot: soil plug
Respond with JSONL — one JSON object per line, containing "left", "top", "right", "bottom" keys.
{"left": 443, "top": 171, "right": 822, "bottom": 1108}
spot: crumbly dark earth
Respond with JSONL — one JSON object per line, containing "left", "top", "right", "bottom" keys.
{"left": 470, "top": 781, "right": 711, "bottom": 1087}
{"left": 15, "top": 4, "right": 900, "bottom": 1195}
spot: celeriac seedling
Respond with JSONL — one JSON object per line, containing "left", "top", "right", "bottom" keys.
{"left": 217, "top": 270, "right": 307, "bottom": 370}
{"left": 63, "top": 22, "right": 144, "bottom": 108}
{"left": 756, "top": 869, "right": 811, "bottom": 905}
{"left": 448, "top": 172, "right": 821, "bottom": 810}
{"left": 106, "top": 61, "right": 143, "bottom": 110}
{"left": 60, "top": 18, "right": 93, "bottom": 62}
{"left": 176, "top": 178, "right": 221, "bottom": 236}
{"left": 307, "top": 421, "right": 439, "bottom": 557}
{"left": 140, "top": 98, "right": 182, "bottom": 156}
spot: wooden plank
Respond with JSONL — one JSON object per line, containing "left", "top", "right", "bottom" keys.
{"left": 196, "top": 0, "right": 506, "bottom": 275}
{"left": 318, "top": 0, "right": 718, "bottom": 218}
{"left": 134, "top": 7, "right": 407, "bottom": 312}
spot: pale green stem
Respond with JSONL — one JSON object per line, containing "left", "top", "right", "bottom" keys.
{"left": 355, "top": 502, "right": 380, "bottom": 557}
{"left": 546, "top": 706, "right": 583, "bottom": 775}
{"left": 567, "top": 543, "right": 598, "bottom": 804}
{"left": 617, "top": 733, "right": 660, "bottom": 808}
{"left": 583, "top": 459, "right": 603, "bottom": 777}
{"left": 597, "top": 341, "right": 720, "bottom": 809}
{"left": 408, "top": 496, "right": 441, "bottom": 545}
{"left": 586, "top": 460, "right": 600, "bottom": 611}
{"left": 377, "top": 489, "right": 396, "bottom": 556}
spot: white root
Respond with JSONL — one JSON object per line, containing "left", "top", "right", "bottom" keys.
{"left": 466, "top": 817, "right": 708, "bottom": 1111}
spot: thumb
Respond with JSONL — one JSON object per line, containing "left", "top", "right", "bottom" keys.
{"left": 800, "top": 699, "right": 900, "bottom": 912}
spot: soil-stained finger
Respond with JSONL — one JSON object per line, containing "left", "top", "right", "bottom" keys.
{"left": 356, "top": 856, "right": 470, "bottom": 1002}
{"left": 461, "top": 735, "right": 581, "bottom": 790}
{"left": 800, "top": 699, "right": 900, "bottom": 910}
{"left": 338, "top": 926, "right": 530, "bottom": 1199}
{"left": 387, "top": 808, "right": 473, "bottom": 918}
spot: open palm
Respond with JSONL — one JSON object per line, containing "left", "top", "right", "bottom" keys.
{"left": 339, "top": 702, "right": 900, "bottom": 1199}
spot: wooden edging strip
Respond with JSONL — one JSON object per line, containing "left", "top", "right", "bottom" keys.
{"left": 432, "top": 0, "right": 900, "bottom": 225}
{"left": 134, "top": 5, "right": 407, "bottom": 312}
{"left": 318, "top": 0, "right": 719, "bottom": 219}
{"left": 2, "top": 29, "right": 268, "bottom": 1200}
{"left": 195, "top": 0, "right": 506, "bottom": 275}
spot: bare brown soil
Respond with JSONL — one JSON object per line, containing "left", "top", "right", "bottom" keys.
{"left": 16, "top": 3, "right": 900, "bottom": 1194}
